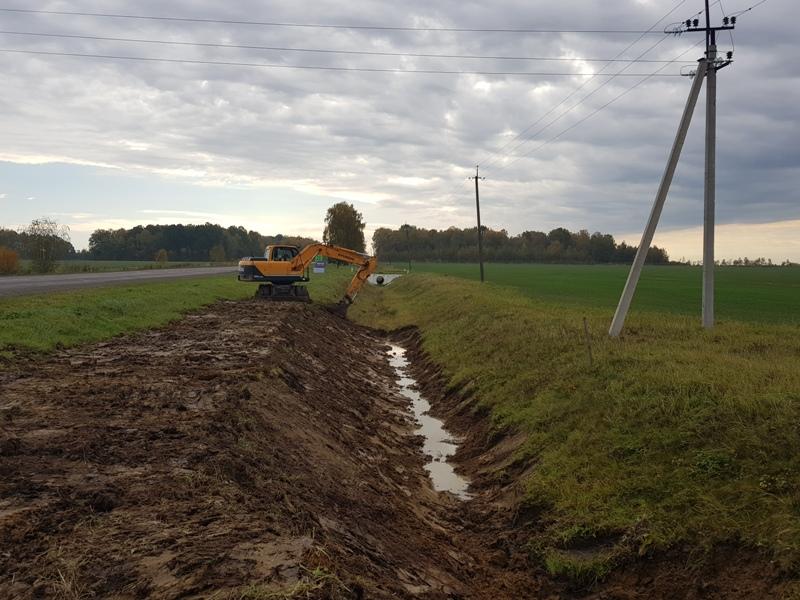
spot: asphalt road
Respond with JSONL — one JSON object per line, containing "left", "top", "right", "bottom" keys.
{"left": 0, "top": 266, "right": 237, "bottom": 298}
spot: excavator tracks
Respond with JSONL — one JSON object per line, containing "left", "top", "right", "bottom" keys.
{"left": 255, "top": 283, "right": 311, "bottom": 301}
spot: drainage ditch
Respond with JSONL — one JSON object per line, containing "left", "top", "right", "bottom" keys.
{"left": 387, "top": 344, "right": 471, "bottom": 500}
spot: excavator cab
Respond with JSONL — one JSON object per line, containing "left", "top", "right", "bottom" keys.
{"left": 270, "top": 246, "right": 299, "bottom": 262}
{"left": 238, "top": 245, "right": 310, "bottom": 301}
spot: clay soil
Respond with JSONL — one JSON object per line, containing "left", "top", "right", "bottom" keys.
{"left": 0, "top": 301, "right": 791, "bottom": 599}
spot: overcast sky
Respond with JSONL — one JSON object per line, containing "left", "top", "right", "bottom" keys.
{"left": 1, "top": 0, "right": 798, "bottom": 260}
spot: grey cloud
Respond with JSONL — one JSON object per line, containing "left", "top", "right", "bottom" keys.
{"left": 1, "top": 0, "right": 797, "bottom": 239}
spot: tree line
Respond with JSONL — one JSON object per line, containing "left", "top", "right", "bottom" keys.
{"left": 373, "top": 225, "right": 671, "bottom": 264}
{"left": 85, "top": 223, "right": 316, "bottom": 262}
{"left": 0, "top": 221, "right": 317, "bottom": 272}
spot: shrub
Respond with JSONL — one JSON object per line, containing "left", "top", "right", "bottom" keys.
{"left": 0, "top": 246, "right": 19, "bottom": 274}
{"left": 24, "top": 218, "right": 71, "bottom": 273}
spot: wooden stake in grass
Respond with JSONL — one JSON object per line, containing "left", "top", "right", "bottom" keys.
{"left": 583, "top": 317, "right": 593, "bottom": 368}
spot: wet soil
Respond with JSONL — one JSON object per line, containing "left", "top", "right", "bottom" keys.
{"left": 0, "top": 301, "right": 551, "bottom": 599}
{"left": 0, "top": 301, "right": 792, "bottom": 599}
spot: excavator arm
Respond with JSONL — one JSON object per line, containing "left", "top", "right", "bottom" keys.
{"left": 292, "top": 243, "right": 378, "bottom": 304}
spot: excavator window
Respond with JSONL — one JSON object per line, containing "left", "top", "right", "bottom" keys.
{"left": 271, "top": 247, "right": 298, "bottom": 262}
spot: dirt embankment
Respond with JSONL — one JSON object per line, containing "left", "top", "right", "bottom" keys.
{"left": 0, "top": 301, "right": 790, "bottom": 599}
{"left": 0, "top": 301, "right": 552, "bottom": 599}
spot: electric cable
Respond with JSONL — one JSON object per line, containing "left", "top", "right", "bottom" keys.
{"left": 490, "top": 40, "right": 704, "bottom": 174}
{"left": 0, "top": 8, "right": 669, "bottom": 34}
{"left": 476, "top": 0, "right": 689, "bottom": 171}
{"left": 0, "top": 47, "right": 685, "bottom": 76}
{"left": 730, "top": 0, "right": 770, "bottom": 17}
{"left": 481, "top": 35, "right": 674, "bottom": 172}
{"left": 0, "top": 30, "right": 696, "bottom": 63}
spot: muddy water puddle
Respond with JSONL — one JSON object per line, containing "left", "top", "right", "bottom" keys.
{"left": 387, "top": 344, "right": 471, "bottom": 500}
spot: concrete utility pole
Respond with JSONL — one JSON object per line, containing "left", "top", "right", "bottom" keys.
{"left": 609, "top": 59, "right": 708, "bottom": 338}
{"left": 689, "top": 0, "right": 734, "bottom": 328}
{"left": 609, "top": 2, "right": 735, "bottom": 337}
{"left": 702, "top": 0, "right": 718, "bottom": 328}
{"left": 468, "top": 165, "right": 486, "bottom": 282}
{"left": 703, "top": 40, "right": 717, "bottom": 328}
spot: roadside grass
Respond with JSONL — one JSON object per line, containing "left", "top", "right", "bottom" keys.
{"left": 386, "top": 262, "right": 800, "bottom": 325}
{"left": 0, "top": 269, "right": 353, "bottom": 357}
{"left": 350, "top": 273, "right": 800, "bottom": 581}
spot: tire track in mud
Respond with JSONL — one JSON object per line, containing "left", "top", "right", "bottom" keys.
{"left": 0, "top": 301, "right": 548, "bottom": 599}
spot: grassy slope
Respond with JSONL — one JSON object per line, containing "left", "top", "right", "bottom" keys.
{"left": 350, "top": 273, "right": 800, "bottom": 580}
{"left": 396, "top": 263, "right": 800, "bottom": 324}
{"left": 0, "top": 270, "right": 352, "bottom": 355}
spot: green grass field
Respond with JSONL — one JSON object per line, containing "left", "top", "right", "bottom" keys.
{"left": 393, "top": 263, "right": 800, "bottom": 324}
{"left": 351, "top": 274, "right": 800, "bottom": 583}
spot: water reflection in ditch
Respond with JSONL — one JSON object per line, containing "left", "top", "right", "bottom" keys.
{"left": 387, "top": 344, "right": 471, "bottom": 500}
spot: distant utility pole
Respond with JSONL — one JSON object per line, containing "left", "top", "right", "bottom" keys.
{"left": 468, "top": 165, "right": 486, "bottom": 282}
{"left": 403, "top": 223, "right": 412, "bottom": 272}
{"left": 609, "top": 2, "right": 734, "bottom": 337}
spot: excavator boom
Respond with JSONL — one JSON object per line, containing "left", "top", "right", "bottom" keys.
{"left": 238, "top": 242, "right": 377, "bottom": 305}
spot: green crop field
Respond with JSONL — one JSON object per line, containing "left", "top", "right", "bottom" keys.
{"left": 392, "top": 263, "right": 800, "bottom": 324}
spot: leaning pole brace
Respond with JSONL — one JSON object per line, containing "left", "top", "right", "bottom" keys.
{"left": 608, "top": 59, "right": 708, "bottom": 338}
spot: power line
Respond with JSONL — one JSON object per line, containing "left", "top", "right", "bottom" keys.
{"left": 730, "top": 0, "right": 770, "bottom": 17}
{"left": 479, "top": 0, "right": 689, "bottom": 170}
{"left": 0, "top": 30, "right": 696, "bottom": 63}
{"left": 490, "top": 41, "right": 704, "bottom": 174}
{"left": 0, "top": 8, "right": 667, "bottom": 34}
{"left": 0, "top": 48, "right": 686, "bottom": 76}
{"left": 432, "top": 0, "right": 686, "bottom": 223}
{"left": 482, "top": 36, "right": 673, "bottom": 171}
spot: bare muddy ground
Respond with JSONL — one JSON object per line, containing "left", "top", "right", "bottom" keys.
{"left": 0, "top": 301, "right": 552, "bottom": 599}
{"left": 0, "top": 301, "right": 790, "bottom": 599}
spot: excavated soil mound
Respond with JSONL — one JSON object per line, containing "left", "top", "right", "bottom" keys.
{"left": 0, "top": 301, "right": 548, "bottom": 599}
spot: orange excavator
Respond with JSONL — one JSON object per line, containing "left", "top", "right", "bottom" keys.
{"left": 238, "top": 243, "right": 378, "bottom": 305}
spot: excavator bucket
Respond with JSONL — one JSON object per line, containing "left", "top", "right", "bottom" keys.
{"left": 255, "top": 284, "right": 311, "bottom": 302}
{"left": 323, "top": 300, "right": 350, "bottom": 318}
